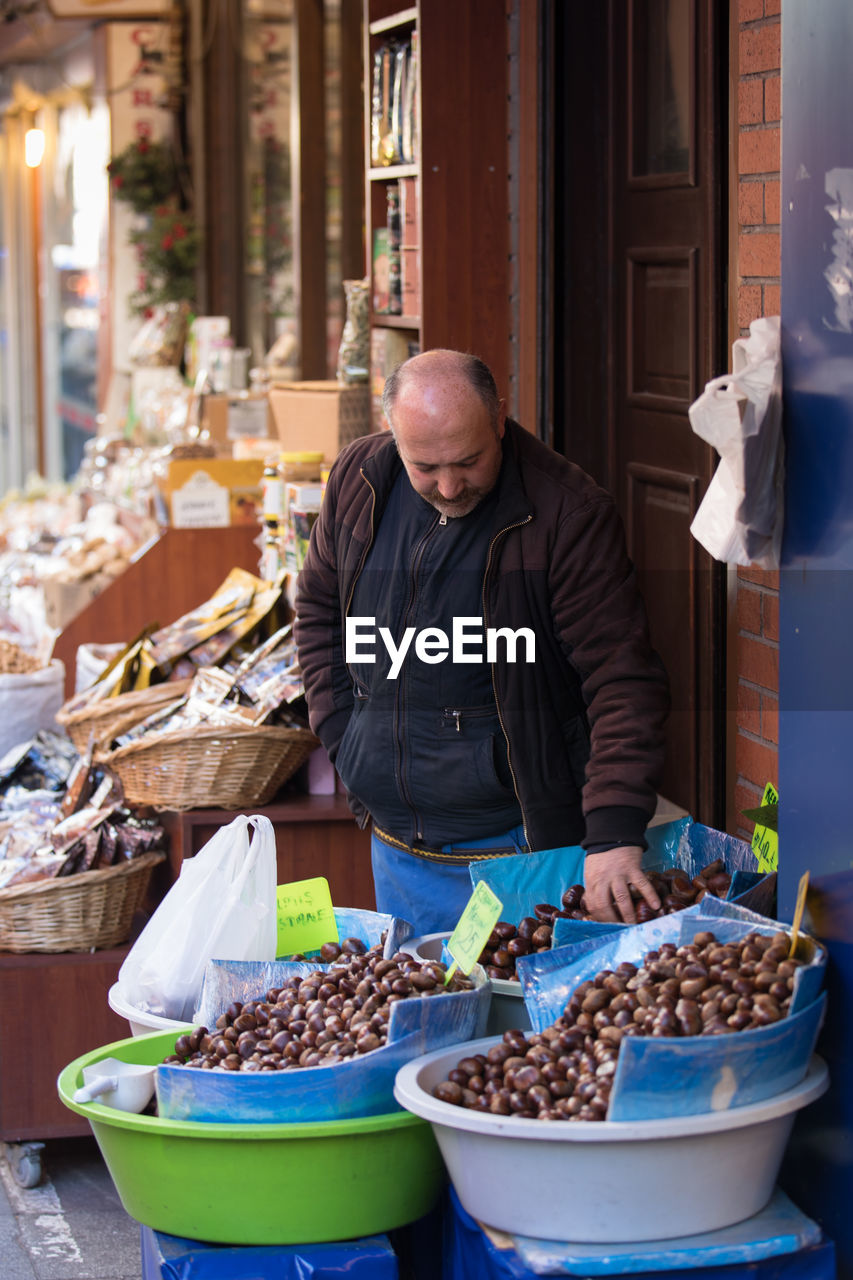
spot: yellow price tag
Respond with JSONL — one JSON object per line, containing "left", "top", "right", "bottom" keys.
{"left": 751, "top": 781, "right": 778, "bottom": 873}
{"left": 275, "top": 876, "right": 337, "bottom": 958}
{"left": 789, "top": 871, "right": 810, "bottom": 959}
{"left": 445, "top": 881, "right": 503, "bottom": 983}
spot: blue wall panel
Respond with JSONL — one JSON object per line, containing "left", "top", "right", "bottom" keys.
{"left": 779, "top": 3, "right": 853, "bottom": 1274}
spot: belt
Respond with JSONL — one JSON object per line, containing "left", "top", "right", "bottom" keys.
{"left": 373, "top": 825, "right": 527, "bottom": 866}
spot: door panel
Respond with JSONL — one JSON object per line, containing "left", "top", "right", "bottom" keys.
{"left": 611, "top": 0, "right": 725, "bottom": 822}
{"left": 550, "top": 0, "right": 726, "bottom": 825}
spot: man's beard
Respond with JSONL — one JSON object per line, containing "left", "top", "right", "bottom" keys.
{"left": 421, "top": 487, "right": 486, "bottom": 518}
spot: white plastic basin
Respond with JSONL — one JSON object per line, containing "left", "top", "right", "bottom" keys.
{"left": 108, "top": 983, "right": 194, "bottom": 1038}
{"left": 394, "top": 1036, "right": 829, "bottom": 1244}
{"left": 407, "top": 933, "right": 530, "bottom": 1034}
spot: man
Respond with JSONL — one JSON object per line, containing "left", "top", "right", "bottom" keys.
{"left": 294, "top": 349, "right": 670, "bottom": 932}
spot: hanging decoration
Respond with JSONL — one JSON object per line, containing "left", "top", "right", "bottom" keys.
{"left": 108, "top": 139, "right": 199, "bottom": 316}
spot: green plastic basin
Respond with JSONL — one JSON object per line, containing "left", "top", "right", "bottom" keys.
{"left": 57, "top": 1029, "right": 445, "bottom": 1245}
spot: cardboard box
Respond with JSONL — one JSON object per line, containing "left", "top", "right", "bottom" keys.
{"left": 203, "top": 393, "right": 274, "bottom": 452}
{"left": 43, "top": 575, "right": 108, "bottom": 630}
{"left": 158, "top": 459, "right": 265, "bottom": 528}
{"left": 268, "top": 381, "right": 372, "bottom": 461}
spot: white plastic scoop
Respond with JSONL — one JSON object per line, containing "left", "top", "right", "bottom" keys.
{"left": 72, "top": 1058, "right": 157, "bottom": 1113}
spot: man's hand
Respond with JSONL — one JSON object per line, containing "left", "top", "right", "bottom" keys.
{"left": 583, "top": 846, "right": 660, "bottom": 924}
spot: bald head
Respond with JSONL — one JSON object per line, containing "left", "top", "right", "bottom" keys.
{"left": 382, "top": 349, "right": 506, "bottom": 519}
{"left": 383, "top": 349, "right": 501, "bottom": 429}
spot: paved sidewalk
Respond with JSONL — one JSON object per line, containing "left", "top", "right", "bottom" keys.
{"left": 0, "top": 1138, "right": 142, "bottom": 1280}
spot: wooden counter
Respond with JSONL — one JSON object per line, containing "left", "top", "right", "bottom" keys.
{"left": 53, "top": 525, "right": 262, "bottom": 699}
{"left": 0, "top": 947, "right": 131, "bottom": 1142}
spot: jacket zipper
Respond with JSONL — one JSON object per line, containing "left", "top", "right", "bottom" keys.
{"left": 482, "top": 514, "right": 533, "bottom": 849}
{"left": 395, "top": 511, "right": 441, "bottom": 841}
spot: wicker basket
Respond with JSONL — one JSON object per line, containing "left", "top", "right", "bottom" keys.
{"left": 55, "top": 681, "right": 193, "bottom": 755}
{"left": 0, "top": 850, "right": 166, "bottom": 954}
{"left": 98, "top": 723, "right": 319, "bottom": 811}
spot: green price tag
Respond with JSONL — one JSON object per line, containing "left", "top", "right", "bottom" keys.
{"left": 445, "top": 881, "right": 503, "bottom": 982}
{"left": 275, "top": 876, "right": 337, "bottom": 958}
{"left": 751, "top": 781, "right": 779, "bottom": 873}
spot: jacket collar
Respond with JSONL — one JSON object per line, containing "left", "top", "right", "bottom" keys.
{"left": 360, "top": 418, "right": 534, "bottom": 531}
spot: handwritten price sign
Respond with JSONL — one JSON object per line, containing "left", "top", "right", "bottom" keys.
{"left": 445, "top": 881, "right": 503, "bottom": 982}
{"left": 275, "top": 876, "right": 337, "bottom": 957}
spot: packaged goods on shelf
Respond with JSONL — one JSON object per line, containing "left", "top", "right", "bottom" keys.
{"left": 370, "top": 35, "right": 417, "bottom": 167}
{"left": 201, "top": 393, "right": 274, "bottom": 451}
{"left": 157, "top": 458, "right": 265, "bottom": 528}
{"left": 372, "top": 226, "right": 392, "bottom": 314}
{"left": 370, "top": 327, "right": 412, "bottom": 430}
{"left": 400, "top": 246, "right": 420, "bottom": 317}
{"left": 0, "top": 735, "right": 167, "bottom": 952}
{"left": 268, "top": 380, "right": 371, "bottom": 461}
{"left": 399, "top": 176, "right": 418, "bottom": 246}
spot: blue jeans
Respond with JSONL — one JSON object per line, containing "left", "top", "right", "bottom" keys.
{"left": 371, "top": 825, "right": 527, "bottom": 937}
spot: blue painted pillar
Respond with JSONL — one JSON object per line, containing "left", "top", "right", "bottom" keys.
{"left": 779, "top": 2, "right": 853, "bottom": 1273}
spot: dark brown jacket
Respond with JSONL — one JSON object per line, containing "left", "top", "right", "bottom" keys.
{"left": 294, "top": 420, "right": 670, "bottom": 852}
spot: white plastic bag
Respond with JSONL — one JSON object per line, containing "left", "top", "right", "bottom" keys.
{"left": 688, "top": 315, "right": 783, "bottom": 569}
{"left": 117, "top": 813, "right": 278, "bottom": 1021}
{"left": 0, "top": 659, "right": 65, "bottom": 758}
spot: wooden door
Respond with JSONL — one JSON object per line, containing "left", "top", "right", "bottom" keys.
{"left": 551, "top": 0, "right": 726, "bottom": 823}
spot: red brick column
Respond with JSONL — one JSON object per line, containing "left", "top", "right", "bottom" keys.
{"left": 731, "top": 0, "right": 780, "bottom": 838}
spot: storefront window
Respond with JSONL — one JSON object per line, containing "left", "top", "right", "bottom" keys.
{"left": 630, "top": 0, "right": 692, "bottom": 179}
{"left": 244, "top": 0, "right": 297, "bottom": 370}
{"left": 0, "top": 48, "right": 108, "bottom": 487}
{"left": 42, "top": 98, "right": 110, "bottom": 479}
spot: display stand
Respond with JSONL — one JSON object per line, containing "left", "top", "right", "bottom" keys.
{"left": 442, "top": 1187, "right": 836, "bottom": 1280}
{"left": 0, "top": 525, "right": 264, "bottom": 1174}
{"left": 0, "top": 948, "right": 131, "bottom": 1156}
{"left": 140, "top": 1226, "right": 399, "bottom": 1280}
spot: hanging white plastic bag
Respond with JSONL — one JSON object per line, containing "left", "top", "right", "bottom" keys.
{"left": 688, "top": 315, "right": 783, "bottom": 569}
{"left": 117, "top": 813, "right": 278, "bottom": 1022}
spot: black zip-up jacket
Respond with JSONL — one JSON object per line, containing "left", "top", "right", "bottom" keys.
{"left": 294, "top": 420, "right": 670, "bottom": 854}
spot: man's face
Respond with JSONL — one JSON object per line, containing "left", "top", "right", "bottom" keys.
{"left": 391, "top": 377, "right": 506, "bottom": 518}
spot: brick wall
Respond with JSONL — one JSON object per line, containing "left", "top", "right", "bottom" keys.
{"left": 732, "top": 0, "right": 780, "bottom": 838}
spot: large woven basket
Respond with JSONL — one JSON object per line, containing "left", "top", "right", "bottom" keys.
{"left": 98, "top": 723, "right": 319, "bottom": 811}
{"left": 55, "top": 681, "right": 193, "bottom": 755}
{"left": 0, "top": 850, "right": 166, "bottom": 954}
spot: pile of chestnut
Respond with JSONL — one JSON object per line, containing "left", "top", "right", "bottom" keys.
{"left": 433, "top": 928, "right": 803, "bottom": 1122}
{"left": 163, "top": 937, "right": 473, "bottom": 1073}
{"left": 477, "top": 859, "right": 733, "bottom": 981}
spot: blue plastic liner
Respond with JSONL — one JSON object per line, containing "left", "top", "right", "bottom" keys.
{"left": 277, "top": 907, "right": 414, "bottom": 961}
{"left": 605, "top": 994, "right": 826, "bottom": 1120}
{"left": 156, "top": 955, "right": 490, "bottom": 1124}
{"left": 515, "top": 900, "right": 827, "bottom": 1119}
{"left": 468, "top": 819, "right": 689, "bottom": 926}
{"left": 141, "top": 1225, "right": 399, "bottom": 1280}
{"left": 550, "top": 819, "right": 771, "bottom": 950}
